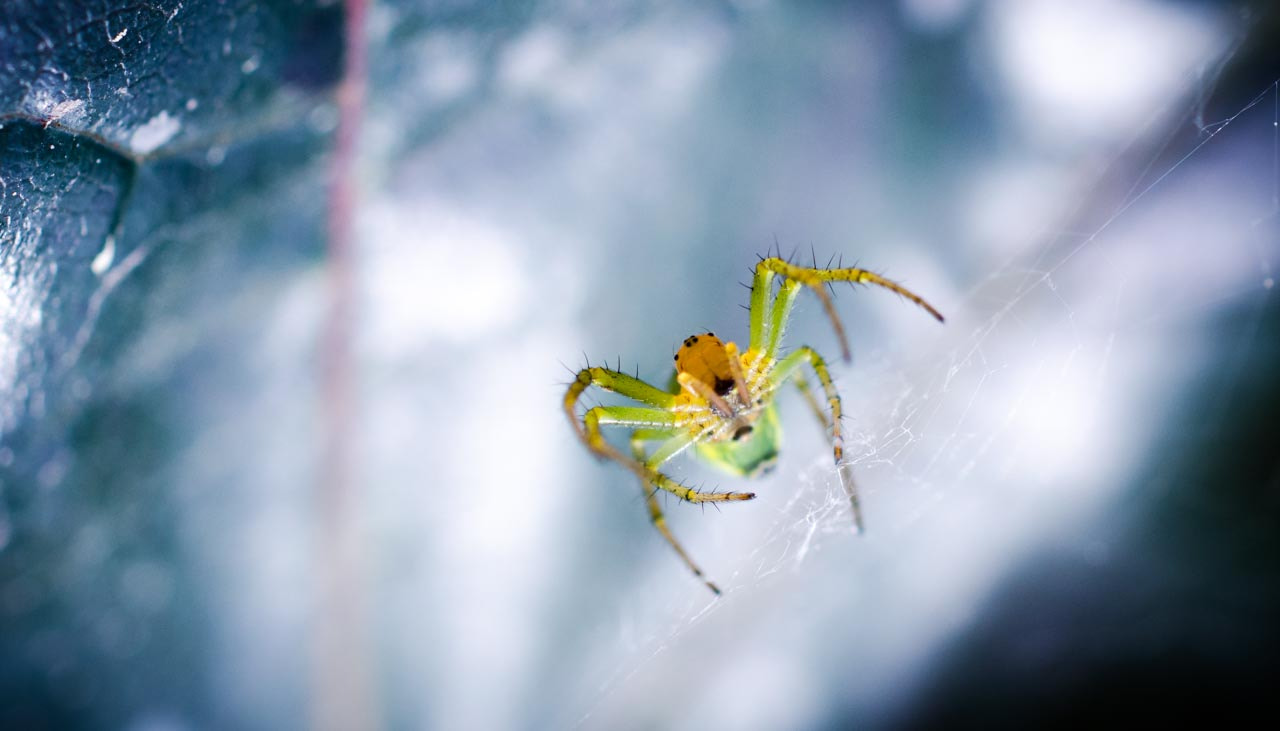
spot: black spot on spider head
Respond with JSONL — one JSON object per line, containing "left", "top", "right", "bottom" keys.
{"left": 732, "top": 425, "right": 754, "bottom": 441}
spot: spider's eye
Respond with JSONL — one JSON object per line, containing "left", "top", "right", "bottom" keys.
{"left": 732, "top": 425, "right": 753, "bottom": 441}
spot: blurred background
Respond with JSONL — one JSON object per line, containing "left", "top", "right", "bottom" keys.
{"left": 2, "top": 0, "right": 1278, "bottom": 728}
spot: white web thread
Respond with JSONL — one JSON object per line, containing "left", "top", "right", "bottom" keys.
{"left": 573, "top": 73, "right": 1280, "bottom": 729}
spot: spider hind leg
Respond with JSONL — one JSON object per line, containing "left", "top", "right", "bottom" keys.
{"left": 631, "top": 431, "right": 722, "bottom": 595}
{"left": 769, "top": 346, "right": 864, "bottom": 533}
{"left": 563, "top": 366, "right": 753, "bottom": 596}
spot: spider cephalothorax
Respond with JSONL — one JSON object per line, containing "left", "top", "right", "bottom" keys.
{"left": 564, "top": 256, "right": 943, "bottom": 594}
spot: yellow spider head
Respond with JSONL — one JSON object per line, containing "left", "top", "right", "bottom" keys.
{"left": 672, "top": 332, "right": 781, "bottom": 476}
{"left": 673, "top": 332, "right": 734, "bottom": 396}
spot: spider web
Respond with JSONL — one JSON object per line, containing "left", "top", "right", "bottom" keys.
{"left": 127, "top": 4, "right": 1273, "bottom": 729}
{"left": 558, "top": 40, "right": 1280, "bottom": 731}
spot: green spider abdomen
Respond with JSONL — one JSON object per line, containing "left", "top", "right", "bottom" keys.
{"left": 694, "top": 403, "right": 782, "bottom": 477}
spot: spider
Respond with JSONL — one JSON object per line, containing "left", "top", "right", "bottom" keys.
{"left": 564, "top": 256, "right": 944, "bottom": 595}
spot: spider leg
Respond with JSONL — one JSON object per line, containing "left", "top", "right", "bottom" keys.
{"left": 675, "top": 372, "right": 734, "bottom": 417}
{"left": 564, "top": 366, "right": 678, "bottom": 410}
{"left": 770, "top": 346, "right": 863, "bottom": 533}
{"left": 765, "top": 279, "right": 803, "bottom": 361}
{"left": 756, "top": 257, "right": 944, "bottom": 363}
{"left": 631, "top": 431, "right": 723, "bottom": 595}
{"left": 792, "top": 373, "right": 833, "bottom": 434}
{"left": 721, "top": 341, "right": 751, "bottom": 405}
{"left": 564, "top": 368, "right": 754, "bottom": 504}
{"left": 582, "top": 406, "right": 752, "bottom": 503}
{"left": 747, "top": 262, "right": 777, "bottom": 352}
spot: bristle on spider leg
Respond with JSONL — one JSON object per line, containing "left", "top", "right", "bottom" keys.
{"left": 557, "top": 358, "right": 578, "bottom": 378}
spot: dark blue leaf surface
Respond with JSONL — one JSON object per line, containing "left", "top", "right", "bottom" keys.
{"left": 1, "top": 1, "right": 340, "bottom": 726}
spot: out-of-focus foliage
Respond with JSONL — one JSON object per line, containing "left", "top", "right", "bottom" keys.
{"left": 1, "top": 2, "right": 340, "bottom": 727}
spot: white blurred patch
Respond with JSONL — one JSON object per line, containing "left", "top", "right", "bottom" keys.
{"left": 988, "top": 0, "right": 1222, "bottom": 143}
{"left": 129, "top": 111, "right": 181, "bottom": 155}
{"left": 360, "top": 200, "right": 531, "bottom": 355}
{"left": 359, "top": 180, "right": 589, "bottom": 728}
{"left": 499, "top": 25, "right": 569, "bottom": 94}
{"left": 964, "top": 160, "right": 1074, "bottom": 257}
{"left": 0, "top": 227, "right": 50, "bottom": 436}
{"left": 498, "top": 19, "right": 725, "bottom": 116}
{"left": 416, "top": 33, "right": 479, "bottom": 101}
{"left": 424, "top": 332, "right": 579, "bottom": 728}
{"left": 91, "top": 234, "right": 116, "bottom": 275}
{"left": 689, "top": 650, "right": 821, "bottom": 730}
{"left": 1001, "top": 347, "right": 1116, "bottom": 488}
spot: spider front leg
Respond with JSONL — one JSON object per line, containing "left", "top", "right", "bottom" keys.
{"left": 563, "top": 367, "right": 755, "bottom": 505}
{"left": 631, "top": 430, "right": 723, "bottom": 595}
{"left": 770, "top": 346, "right": 864, "bottom": 533}
{"left": 753, "top": 257, "right": 944, "bottom": 363}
